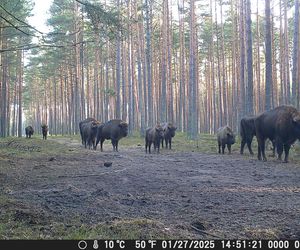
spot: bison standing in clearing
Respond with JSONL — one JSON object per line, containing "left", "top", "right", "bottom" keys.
{"left": 240, "top": 116, "right": 256, "bottom": 155}
{"left": 41, "top": 124, "right": 48, "bottom": 140}
{"left": 145, "top": 124, "right": 164, "bottom": 154}
{"left": 79, "top": 117, "right": 97, "bottom": 145}
{"left": 161, "top": 123, "right": 177, "bottom": 149}
{"left": 95, "top": 119, "right": 128, "bottom": 152}
{"left": 25, "top": 126, "right": 34, "bottom": 138}
{"left": 81, "top": 120, "right": 101, "bottom": 149}
{"left": 254, "top": 105, "right": 300, "bottom": 162}
{"left": 217, "top": 126, "right": 236, "bottom": 154}
{"left": 240, "top": 116, "right": 276, "bottom": 156}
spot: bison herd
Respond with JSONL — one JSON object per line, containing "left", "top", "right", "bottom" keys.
{"left": 24, "top": 105, "right": 300, "bottom": 162}
{"left": 221, "top": 105, "right": 300, "bottom": 163}
{"left": 79, "top": 118, "right": 177, "bottom": 153}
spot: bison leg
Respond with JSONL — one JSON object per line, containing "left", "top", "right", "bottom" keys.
{"left": 145, "top": 142, "right": 148, "bottom": 153}
{"left": 240, "top": 138, "right": 246, "bottom": 154}
{"left": 227, "top": 144, "right": 231, "bottom": 154}
{"left": 148, "top": 142, "right": 152, "bottom": 154}
{"left": 261, "top": 140, "right": 267, "bottom": 161}
{"left": 168, "top": 139, "right": 172, "bottom": 149}
{"left": 221, "top": 144, "right": 225, "bottom": 154}
{"left": 161, "top": 139, "right": 164, "bottom": 148}
{"left": 111, "top": 139, "right": 116, "bottom": 151}
{"left": 115, "top": 140, "right": 119, "bottom": 152}
{"left": 218, "top": 143, "right": 221, "bottom": 154}
{"left": 257, "top": 137, "right": 267, "bottom": 161}
{"left": 276, "top": 142, "right": 283, "bottom": 161}
{"left": 246, "top": 140, "right": 254, "bottom": 155}
{"left": 156, "top": 142, "right": 160, "bottom": 154}
{"left": 283, "top": 144, "right": 291, "bottom": 163}
{"left": 100, "top": 139, "right": 105, "bottom": 152}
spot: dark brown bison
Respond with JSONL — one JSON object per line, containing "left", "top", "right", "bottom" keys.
{"left": 145, "top": 124, "right": 165, "bottom": 154}
{"left": 254, "top": 105, "right": 300, "bottom": 162}
{"left": 161, "top": 122, "right": 177, "bottom": 149}
{"left": 41, "top": 124, "right": 48, "bottom": 140}
{"left": 25, "top": 126, "right": 34, "bottom": 138}
{"left": 79, "top": 117, "right": 97, "bottom": 145}
{"left": 95, "top": 119, "right": 128, "bottom": 152}
{"left": 81, "top": 120, "right": 102, "bottom": 149}
{"left": 240, "top": 116, "right": 276, "bottom": 156}
{"left": 217, "top": 125, "right": 236, "bottom": 154}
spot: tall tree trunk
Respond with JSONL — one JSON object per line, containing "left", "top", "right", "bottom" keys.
{"left": 239, "top": 0, "right": 246, "bottom": 121}
{"left": 145, "top": 0, "right": 153, "bottom": 126}
{"left": 265, "top": 0, "right": 273, "bottom": 110}
{"left": 292, "top": 0, "right": 299, "bottom": 108}
{"left": 188, "top": 0, "right": 197, "bottom": 139}
{"left": 246, "top": 0, "right": 254, "bottom": 115}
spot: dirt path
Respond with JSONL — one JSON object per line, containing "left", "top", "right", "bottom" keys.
{"left": 2, "top": 137, "right": 300, "bottom": 239}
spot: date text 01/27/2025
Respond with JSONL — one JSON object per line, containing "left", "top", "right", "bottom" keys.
{"left": 98, "top": 240, "right": 300, "bottom": 249}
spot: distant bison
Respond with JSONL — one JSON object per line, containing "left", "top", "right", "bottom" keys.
{"left": 79, "top": 117, "right": 97, "bottom": 145}
{"left": 161, "top": 122, "right": 177, "bottom": 149}
{"left": 41, "top": 124, "right": 48, "bottom": 140}
{"left": 95, "top": 119, "right": 128, "bottom": 152}
{"left": 254, "top": 105, "right": 300, "bottom": 162}
{"left": 217, "top": 125, "right": 236, "bottom": 154}
{"left": 81, "top": 120, "right": 102, "bottom": 149}
{"left": 145, "top": 124, "right": 165, "bottom": 154}
{"left": 25, "top": 126, "right": 34, "bottom": 138}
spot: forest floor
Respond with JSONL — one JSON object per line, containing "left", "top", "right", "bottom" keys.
{"left": 0, "top": 133, "right": 299, "bottom": 239}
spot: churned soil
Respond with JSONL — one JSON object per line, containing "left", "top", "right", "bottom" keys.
{"left": 1, "top": 137, "right": 299, "bottom": 239}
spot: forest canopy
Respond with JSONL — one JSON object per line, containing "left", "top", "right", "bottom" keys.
{"left": 0, "top": 0, "right": 299, "bottom": 139}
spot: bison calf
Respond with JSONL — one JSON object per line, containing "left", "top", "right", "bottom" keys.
{"left": 41, "top": 124, "right": 48, "bottom": 140}
{"left": 161, "top": 122, "right": 177, "bottom": 149}
{"left": 145, "top": 124, "right": 164, "bottom": 154}
{"left": 25, "top": 126, "right": 34, "bottom": 138}
{"left": 217, "top": 126, "right": 235, "bottom": 154}
{"left": 95, "top": 119, "right": 128, "bottom": 152}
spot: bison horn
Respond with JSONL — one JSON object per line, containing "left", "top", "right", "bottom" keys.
{"left": 293, "top": 115, "right": 300, "bottom": 123}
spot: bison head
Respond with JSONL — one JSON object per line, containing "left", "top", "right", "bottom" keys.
{"left": 119, "top": 121, "right": 128, "bottom": 137}
{"left": 156, "top": 126, "right": 164, "bottom": 139}
{"left": 41, "top": 124, "right": 48, "bottom": 131}
{"left": 292, "top": 113, "right": 300, "bottom": 138}
{"left": 227, "top": 132, "right": 236, "bottom": 145}
{"left": 167, "top": 125, "right": 177, "bottom": 137}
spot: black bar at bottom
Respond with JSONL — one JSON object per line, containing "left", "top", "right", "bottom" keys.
{"left": 0, "top": 239, "right": 299, "bottom": 250}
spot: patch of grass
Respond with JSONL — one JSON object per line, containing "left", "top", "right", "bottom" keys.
{"left": 60, "top": 219, "right": 176, "bottom": 239}
{"left": 0, "top": 214, "right": 181, "bottom": 239}
{"left": 244, "top": 227, "right": 280, "bottom": 239}
{"left": 0, "top": 136, "right": 80, "bottom": 160}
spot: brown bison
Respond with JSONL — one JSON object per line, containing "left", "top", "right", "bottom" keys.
{"left": 79, "top": 117, "right": 97, "bottom": 145}
{"left": 254, "top": 105, "right": 300, "bottom": 162}
{"left": 145, "top": 124, "right": 165, "bottom": 154}
{"left": 95, "top": 119, "right": 128, "bottom": 152}
{"left": 81, "top": 120, "right": 102, "bottom": 149}
{"left": 240, "top": 116, "right": 256, "bottom": 155}
{"left": 41, "top": 124, "right": 48, "bottom": 140}
{"left": 25, "top": 126, "right": 34, "bottom": 138}
{"left": 240, "top": 116, "right": 276, "bottom": 156}
{"left": 217, "top": 125, "right": 236, "bottom": 154}
{"left": 161, "top": 122, "right": 177, "bottom": 149}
